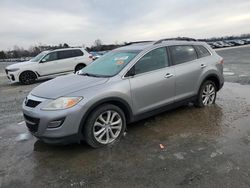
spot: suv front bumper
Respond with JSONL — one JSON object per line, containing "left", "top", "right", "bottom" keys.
{"left": 22, "top": 94, "right": 86, "bottom": 144}
{"left": 5, "top": 69, "right": 19, "bottom": 83}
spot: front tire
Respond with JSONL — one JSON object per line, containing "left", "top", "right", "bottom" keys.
{"left": 19, "top": 71, "right": 37, "bottom": 85}
{"left": 195, "top": 80, "right": 217, "bottom": 108}
{"left": 75, "top": 64, "right": 86, "bottom": 73}
{"left": 83, "top": 104, "right": 126, "bottom": 148}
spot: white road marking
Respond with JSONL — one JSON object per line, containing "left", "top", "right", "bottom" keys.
{"left": 223, "top": 72, "right": 235, "bottom": 76}
{"left": 239, "top": 74, "right": 248, "bottom": 77}
{"left": 223, "top": 68, "right": 235, "bottom": 76}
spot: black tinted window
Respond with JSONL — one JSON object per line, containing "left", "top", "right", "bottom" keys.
{"left": 134, "top": 47, "right": 169, "bottom": 75}
{"left": 42, "top": 52, "right": 58, "bottom": 62}
{"left": 195, "top": 45, "right": 211, "bottom": 58}
{"left": 170, "top": 45, "right": 197, "bottom": 65}
{"left": 58, "top": 50, "right": 73, "bottom": 59}
{"left": 58, "top": 50, "right": 83, "bottom": 59}
{"left": 73, "top": 50, "right": 84, "bottom": 57}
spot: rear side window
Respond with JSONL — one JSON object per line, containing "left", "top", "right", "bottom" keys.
{"left": 195, "top": 45, "right": 211, "bottom": 58}
{"left": 169, "top": 45, "right": 197, "bottom": 65}
{"left": 58, "top": 50, "right": 83, "bottom": 59}
{"left": 134, "top": 47, "right": 169, "bottom": 75}
{"left": 58, "top": 50, "right": 72, "bottom": 59}
{"left": 73, "top": 50, "right": 84, "bottom": 57}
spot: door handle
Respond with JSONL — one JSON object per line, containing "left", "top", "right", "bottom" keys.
{"left": 201, "top": 64, "right": 207, "bottom": 68}
{"left": 165, "top": 73, "right": 174, "bottom": 78}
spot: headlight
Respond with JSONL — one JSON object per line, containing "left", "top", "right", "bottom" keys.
{"left": 41, "top": 97, "right": 83, "bottom": 111}
{"left": 7, "top": 68, "right": 20, "bottom": 72}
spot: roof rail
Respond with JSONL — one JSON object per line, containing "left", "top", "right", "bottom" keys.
{"left": 154, "top": 37, "right": 197, "bottom": 45}
{"left": 125, "top": 41, "right": 154, "bottom": 46}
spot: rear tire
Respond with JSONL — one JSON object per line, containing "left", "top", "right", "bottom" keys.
{"left": 83, "top": 104, "right": 126, "bottom": 148}
{"left": 75, "top": 64, "right": 86, "bottom": 73}
{"left": 195, "top": 80, "right": 217, "bottom": 108}
{"left": 19, "top": 71, "right": 37, "bottom": 85}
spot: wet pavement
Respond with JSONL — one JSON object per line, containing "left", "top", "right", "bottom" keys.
{"left": 217, "top": 45, "right": 250, "bottom": 84}
{"left": 0, "top": 46, "right": 250, "bottom": 187}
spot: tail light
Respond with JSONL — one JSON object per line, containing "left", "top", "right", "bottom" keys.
{"left": 89, "top": 55, "right": 93, "bottom": 60}
{"left": 219, "top": 58, "right": 224, "bottom": 64}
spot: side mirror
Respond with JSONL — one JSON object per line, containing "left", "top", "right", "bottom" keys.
{"left": 125, "top": 66, "right": 135, "bottom": 77}
{"left": 40, "top": 58, "right": 46, "bottom": 63}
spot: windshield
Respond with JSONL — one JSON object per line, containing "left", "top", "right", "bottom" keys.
{"left": 79, "top": 50, "right": 140, "bottom": 77}
{"left": 30, "top": 51, "right": 49, "bottom": 62}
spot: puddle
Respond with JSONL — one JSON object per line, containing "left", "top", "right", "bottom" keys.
{"left": 210, "top": 150, "right": 223, "bottom": 158}
{"left": 174, "top": 152, "right": 186, "bottom": 160}
{"left": 1, "top": 82, "right": 250, "bottom": 187}
{"left": 15, "top": 133, "right": 31, "bottom": 141}
{"left": 18, "top": 121, "right": 25, "bottom": 125}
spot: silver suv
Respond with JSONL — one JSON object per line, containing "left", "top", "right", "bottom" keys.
{"left": 22, "top": 38, "right": 224, "bottom": 148}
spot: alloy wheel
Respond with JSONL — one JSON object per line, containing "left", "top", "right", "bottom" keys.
{"left": 93, "top": 110, "right": 122, "bottom": 144}
{"left": 20, "top": 71, "right": 36, "bottom": 84}
{"left": 202, "top": 83, "right": 216, "bottom": 105}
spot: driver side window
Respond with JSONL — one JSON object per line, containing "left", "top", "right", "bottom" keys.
{"left": 134, "top": 47, "right": 169, "bottom": 75}
{"left": 42, "top": 52, "right": 58, "bottom": 62}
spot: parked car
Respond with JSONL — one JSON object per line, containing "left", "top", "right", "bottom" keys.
{"left": 210, "top": 42, "right": 224, "bottom": 48}
{"left": 226, "top": 39, "right": 245, "bottom": 46}
{"left": 207, "top": 42, "right": 216, "bottom": 49}
{"left": 90, "top": 51, "right": 108, "bottom": 60}
{"left": 242, "top": 38, "right": 250, "bottom": 44}
{"left": 216, "top": 41, "right": 232, "bottom": 47}
{"left": 225, "top": 41, "right": 235, "bottom": 46}
{"left": 22, "top": 38, "right": 224, "bottom": 148}
{"left": 5, "top": 48, "right": 93, "bottom": 84}
{"left": 89, "top": 51, "right": 103, "bottom": 60}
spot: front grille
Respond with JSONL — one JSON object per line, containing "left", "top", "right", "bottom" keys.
{"left": 26, "top": 99, "right": 41, "bottom": 108}
{"left": 23, "top": 114, "right": 40, "bottom": 133}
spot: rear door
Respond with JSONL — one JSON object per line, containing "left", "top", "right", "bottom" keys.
{"left": 72, "top": 49, "right": 86, "bottom": 64}
{"left": 57, "top": 50, "right": 78, "bottom": 72}
{"left": 169, "top": 45, "right": 202, "bottom": 101}
{"left": 128, "top": 47, "right": 175, "bottom": 115}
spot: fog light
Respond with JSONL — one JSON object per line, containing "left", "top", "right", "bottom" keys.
{"left": 10, "top": 74, "right": 15, "bottom": 81}
{"left": 47, "top": 118, "right": 65, "bottom": 128}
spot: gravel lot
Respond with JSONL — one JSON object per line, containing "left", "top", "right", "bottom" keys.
{"left": 0, "top": 46, "right": 250, "bottom": 188}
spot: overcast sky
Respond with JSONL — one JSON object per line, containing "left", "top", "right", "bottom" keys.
{"left": 0, "top": 0, "right": 250, "bottom": 50}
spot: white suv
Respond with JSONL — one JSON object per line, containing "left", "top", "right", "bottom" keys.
{"left": 5, "top": 48, "right": 93, "bottom": 84}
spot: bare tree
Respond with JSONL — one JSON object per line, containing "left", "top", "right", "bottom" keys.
{"left": 0, "top": 51, "right": 6, "bottom": 59}
{"left": 63, "top": 43, "right": 69, "bottom": 48}
{"left": 93, "top": 39, "right": 103, "bottom": 51}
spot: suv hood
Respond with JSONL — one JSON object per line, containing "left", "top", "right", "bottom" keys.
{"left": 6, "top": 61, "right": 36, "bottom": 69}
{"left": 31, "top": 74, "right": 109, "bottom": 99}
